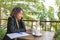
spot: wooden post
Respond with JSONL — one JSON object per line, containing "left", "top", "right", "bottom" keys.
{"left": 0, "top": 8, "right": 1, "bottom": 25}
{"left": 50, "top": 22, "right": 52, "bottom": 31}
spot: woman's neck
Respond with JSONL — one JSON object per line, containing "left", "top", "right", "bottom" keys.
{"left": 15, "top": 18, "right": 18, "bottom": 21}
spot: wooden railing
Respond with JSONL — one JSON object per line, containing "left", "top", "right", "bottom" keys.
{"left": 24, "top": 20, "right": 60, "bottom": 31}
{"left": 0, "top": 19, "right": 60, "bottom": 31}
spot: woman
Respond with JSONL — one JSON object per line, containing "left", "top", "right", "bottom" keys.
{"left": 3, "top": 7, "right": 26, "bottom": 40}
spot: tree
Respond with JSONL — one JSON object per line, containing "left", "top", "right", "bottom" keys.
{"left": 47, "top": 6, "right": 55, "bottom": 20}
{"left": 56, "top": 0, "right": 60, "bottom": 20}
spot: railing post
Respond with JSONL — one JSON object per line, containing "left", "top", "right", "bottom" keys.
{"left": 31, "top": 21, "right": 33, "bottom": 29}
{"left": 0, "top": 7, "right": 1, "bottom": 25}
{"left": 50, "top": 22, "right": 52, "bottom": 31}
{"left": 45, "top": 21, "right": 46, "bottom": 31}
{"left": 56, "top": 22, "right": 57, "bottom": 31}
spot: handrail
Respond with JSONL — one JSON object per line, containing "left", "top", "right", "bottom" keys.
{"left": 1, "top": 19, "right": 60, "bottom": 22}
{"left": 0, "top": 19, "right": 60, "bottom": 31}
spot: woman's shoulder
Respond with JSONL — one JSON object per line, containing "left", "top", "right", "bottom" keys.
{"left": 8, "top": 17, "right": 15, "bottom": 21}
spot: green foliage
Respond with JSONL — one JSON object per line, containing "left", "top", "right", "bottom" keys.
{"left": 0, "top": 0, "right": 56, "bottom": 21}
{"left": 0, "top": 26, "right": 6, "bottom": 40}
{"left": 54, "top": 29, "right": 60, "bottom": 40}
{"left": 47, "top": 6, "right": 55, "bottom": 20}
{"left": 58, "top": 10, "right": 60, "bottom": 20}
{"left": 55, "top": 0, "right": 60, "bottom": 6}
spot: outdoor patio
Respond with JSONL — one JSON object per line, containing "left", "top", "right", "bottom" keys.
{"left": 0, "top": 0, "right": 60, "bottom": 40}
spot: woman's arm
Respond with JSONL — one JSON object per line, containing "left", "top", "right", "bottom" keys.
{"left": 19, "top": 20, "right": 26, "bottom": 32}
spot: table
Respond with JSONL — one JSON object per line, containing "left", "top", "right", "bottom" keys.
{"left": 18, "top": 31, "right": 55, "bottom": 40}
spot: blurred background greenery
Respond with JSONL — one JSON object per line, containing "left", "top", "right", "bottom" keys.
{"left": 0, "top": 0, "right": 60, "bottom": 40}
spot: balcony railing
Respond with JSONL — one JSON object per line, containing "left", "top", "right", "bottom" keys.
{"left": 0, "top": 19, "right": 60, "bottom": 31}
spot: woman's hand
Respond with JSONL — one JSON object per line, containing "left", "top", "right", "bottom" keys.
{"left": 26, "top": 26, "right": 31, "bottom": 31}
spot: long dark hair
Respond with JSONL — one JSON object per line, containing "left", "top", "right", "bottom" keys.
{"left": 10, "top": 7, "right": 23, "bottom": 18}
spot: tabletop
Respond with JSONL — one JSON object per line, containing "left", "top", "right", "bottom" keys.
{"left": 18, "top": 31, "right": 55, "bottom": 40}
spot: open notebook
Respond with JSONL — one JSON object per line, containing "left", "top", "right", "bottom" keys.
{"left": 7, "top": 32, "right": 30, "bottom": 39}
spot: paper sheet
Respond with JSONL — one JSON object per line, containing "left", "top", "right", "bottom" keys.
{"left": 7, "top": 32, "right": 30, "bottom": 39}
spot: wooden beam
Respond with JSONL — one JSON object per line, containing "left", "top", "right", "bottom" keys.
{"left": 0, "top": 8, "right": 1, "bottom": 25}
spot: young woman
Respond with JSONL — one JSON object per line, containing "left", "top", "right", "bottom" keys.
{"left": 3, "top": 7, "right": 26, "bottom": 40}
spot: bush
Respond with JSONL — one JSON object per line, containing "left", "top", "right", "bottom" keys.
{"left": 0, "top": 26, "right": 6, "bottom": 40}
{"left": 54, "top": 29, "right": 60, "bottom": 40}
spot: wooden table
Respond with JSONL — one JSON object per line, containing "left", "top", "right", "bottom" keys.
{"left": 18, "top": 31, "right": 55, "bottom": 40}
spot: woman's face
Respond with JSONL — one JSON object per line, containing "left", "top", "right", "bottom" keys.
{"left": 16, "top": 11, "right": 23, "bottom": 20}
